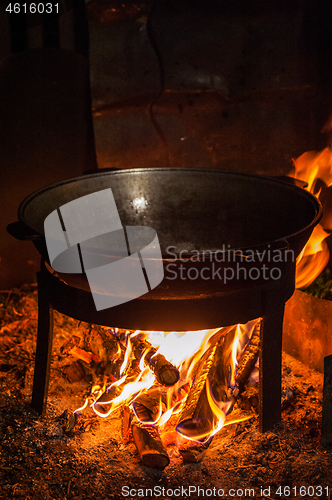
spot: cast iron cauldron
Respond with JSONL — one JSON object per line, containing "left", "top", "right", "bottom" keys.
{"left": 8, "top": 168, "right": 322, "bottom": 304}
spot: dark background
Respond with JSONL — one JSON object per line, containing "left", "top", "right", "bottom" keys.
{"left": 1, "top": 0, "right": 332, "bottom": 288}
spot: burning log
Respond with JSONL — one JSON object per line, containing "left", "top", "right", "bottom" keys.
{"left": 132, "top": 388, "right": 165, "bottom": 423}
{"left": 131, "top": 418, "right": 170, "bottom": 469}
{"left": 93, "top": 388, "right": 119, "bottom": 415}
{"left": 177, "top": 324, "right": 260, "bottom": 462}
{"left": 176, "top": 328, "right": 236, "bottom": 442}
{"left": 129, "top": 387, "right": 170, "bottom": 468}
{"left": 232, "top": 321, "right": 260, "bottom": 396}
{"left": 122, "top": 388, "right": 165, "bottom": 442}
{"left": 122, "top": 404, "right": 132, "bottom": 444}
{"left": 93, "top": 360, "right": 141, "bottom": 415}
{"left": 129, "top": 335, "right": 179, "bottom": 386}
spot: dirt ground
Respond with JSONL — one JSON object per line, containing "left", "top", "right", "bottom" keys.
{"left": 0, "top": 285, "right": 331, "bottom": 500}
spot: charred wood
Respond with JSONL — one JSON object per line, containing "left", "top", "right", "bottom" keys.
{"left": 62, "top": 360, "right": 86, "bottom": 383}
{"left": 87, "top": 327, "right": 122, "bottom": 365}
{"left": 61, "top": 333, "right": 99, "bottom": 363}
{"left": 131, "top": 418, "right": 170, "bottom": 470}
{"left": 60, "top": 335, "right": 81, "bottom": 355}
{"left": 178, "top": 437, "right": 213, "bottom": 463}
{"left": 237, "top": 385, "right": 259, "bottom": 413}
{"left": 63, "top": 411, "right": 78, "bottom": 434}
{"left": 71, "top": 346, "right": 101, "bottom": 364}
{"left": 281, "top": 385, "right": 295, "bottom": 410}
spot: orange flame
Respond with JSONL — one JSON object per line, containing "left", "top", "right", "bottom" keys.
{"left": 294, "top": 148, "right": 332, "bottom": 288}
{"left": 74, "top": 320, "right": 260, "bottom": 442}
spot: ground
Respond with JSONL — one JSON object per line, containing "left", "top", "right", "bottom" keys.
{"left": 0, "top": 285, "right": 331, "bottom": 500}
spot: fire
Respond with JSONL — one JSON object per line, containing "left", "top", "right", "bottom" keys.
{"left": 74, "top": 320, "right": 259, "bottom": 444}
{"left": 293, "top": 148, "right": 332, "bottom": 288}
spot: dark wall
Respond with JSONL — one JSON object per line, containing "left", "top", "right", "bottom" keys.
{"left": 90, "top": 0, "right": 332, "bottom": 173}
{"left": 0, "top": 2, "right": 96, "bottom": 289}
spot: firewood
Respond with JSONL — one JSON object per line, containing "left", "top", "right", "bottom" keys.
{"left": 87, "top": 327, "right": 121, "bottom": 364}
{"left": 178, "top": 437, "right": 212, "bottom": 463}
{"left": 122, "top": 404, "right": 132, "bottom": 443}
{"left": 176, "top": 325, "right": 255, "bottom": 462}
{"left": 69, "top": 346, "right": 101, "bottom": 364}
{"left": 60, "top": 335, "right": 81, "bottom": 355}
{"left": 63, "top": 412, "right": 78, "bottom": 434}
{"left": 132, "top": 388, "right": 165, "bottom": 423}
{"left": 129, "top": 335, "right": 179, "bottom": 386}
{"left": 93, "top": 360, "right": 140, "bottom": 415}
{"left": 62, "top": 360, "right": 86, "bottom": 383}
{"left": 122, "top": 387, "right": 165, "bottom": 443}
{"left": 93, "top": 387, "right": 119, "bottom": 415}
{"left": 60, "top": 334, "right": 101, "bottom": 363}
{"left": 131, "top": 418, "right": 170, "bottom": 469}
{"left": 127, "top": 387, "right": 170, "bottom": 468}
{"left": 233, "top": 321, "right": 260, "bottom": 395}
{"left": 176, "top": 328, "right": 236, "bottom": 441}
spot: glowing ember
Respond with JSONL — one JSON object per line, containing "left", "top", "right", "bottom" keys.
{"left": 293, "top": 147, "right": 332, "bottom": 288}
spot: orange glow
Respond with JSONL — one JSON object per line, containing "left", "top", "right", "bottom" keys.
{"left": 294, "top": 148, "right": 332, "bottom": 288}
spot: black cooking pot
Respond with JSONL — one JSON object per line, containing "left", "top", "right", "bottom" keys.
{"left": 7, "top": 168, "right": 322, "bottom": 302}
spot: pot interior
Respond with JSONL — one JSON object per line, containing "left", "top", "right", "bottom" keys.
{"left": 20, "top": 168, "right": 321, "bottom": 255}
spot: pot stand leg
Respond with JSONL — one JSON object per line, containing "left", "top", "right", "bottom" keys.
{"left": 259, "top": 293, "right": 284, "bottom": 432}
{"left": 31, "top": 267, "right": 54, "bottom": 415}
